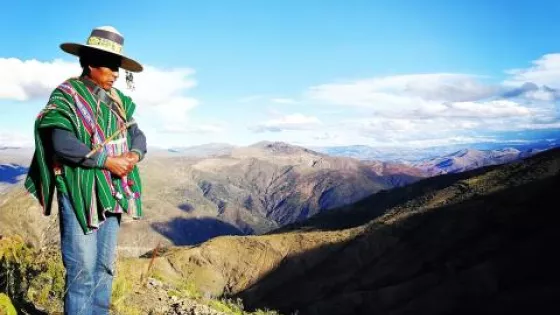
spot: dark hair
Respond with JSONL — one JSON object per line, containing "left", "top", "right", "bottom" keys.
{"left": 79, "top": 47, "right": 122, "bottom": 76}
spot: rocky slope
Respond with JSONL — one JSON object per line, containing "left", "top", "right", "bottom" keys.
{"left": 136, "top": 147, "right": 560, "bottom": 315}
{"left": 2, "top": 147, "right": 558, "bottom": 314}
{"left": 0, "top": 234, "right": 281, "bottom": 315}
{"left": 0, "top": 142, "right": 424, "bottom": 255}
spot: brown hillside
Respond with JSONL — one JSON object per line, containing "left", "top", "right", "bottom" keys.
{"left": 141, "top": 147, "right": 560, "bottom": 315}
{"left": 1, "top": 142, "right": 423, "bottom": 256}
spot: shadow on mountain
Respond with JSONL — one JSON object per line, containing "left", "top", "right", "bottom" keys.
{"left": 0, "top": 164, "right": 28, "bottom": 184}
{"left": 178, "top": 202, "right": 195, "bottom": 213}
{"left": 151, "top": 217, "right": 246, "bottom": 246}
{"left": 274, "top": 162, "right": 507, "bottom": 234}
{"left": 235, "top": 152, "right": 560, "bottom": 315}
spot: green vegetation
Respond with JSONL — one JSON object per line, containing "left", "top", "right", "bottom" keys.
{"left": 209, "top": 298, "right": 281, "bottom": 315}
{"left": 111, "top": 271, "right": 143, "bottom": 315}
{"left": 167, "top": 279, "right": 203, "bottom": 300}
{"left": 0, "top": 235, "right": 64, "bottom": 312}
{"left": 0, "top": 293, "right": 17, "bottom": 315}
{"left": 1, "top": 235, "right": 283, "bottom": 314}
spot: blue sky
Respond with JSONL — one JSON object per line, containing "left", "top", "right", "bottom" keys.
{"left": 1, "top": 0, "right": 560, "bottom": 149}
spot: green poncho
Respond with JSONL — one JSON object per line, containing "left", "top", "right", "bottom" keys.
{"left": 24, "top": 77, "right": 143, "bottom": 234}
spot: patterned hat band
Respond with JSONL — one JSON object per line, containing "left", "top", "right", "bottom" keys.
{"left": 86, "top": 36, "right": 123, "bottom": 54}
{"left": 86, "top": 29, "right": 124, "bottom": 54}
{"left": 60, "top": 26, "right": 143, "bottom": 73}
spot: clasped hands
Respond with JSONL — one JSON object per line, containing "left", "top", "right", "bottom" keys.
{"left": 104, "top": 152, "right": 140, "bottom": 177}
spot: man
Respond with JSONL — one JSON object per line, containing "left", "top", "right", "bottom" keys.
{"left": 24, "top": 26, "right": 147, "bottom": 315}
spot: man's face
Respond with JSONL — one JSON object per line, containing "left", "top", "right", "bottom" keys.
{"left": 89, "top": 61, "right": 120, "bottom": 90}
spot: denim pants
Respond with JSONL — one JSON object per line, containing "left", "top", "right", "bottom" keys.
{"left": 58, "top": 192, "right": 121, "bottom": 315}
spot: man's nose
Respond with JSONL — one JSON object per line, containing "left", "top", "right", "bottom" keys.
{"left": 112, "top": 70, "right": 119, "bottom": 79}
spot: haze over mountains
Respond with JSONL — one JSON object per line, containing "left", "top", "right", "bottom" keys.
{"left": 313, "top": 139, "right": 560, "bottom": 162}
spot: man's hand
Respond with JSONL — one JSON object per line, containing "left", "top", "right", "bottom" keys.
{"left": 104, "top": 156, "right": 134, "bottom": 177}
{"left": 124, "top": 152, "right": 140, "bottom": 165}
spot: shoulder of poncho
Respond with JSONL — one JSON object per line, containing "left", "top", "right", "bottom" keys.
{"left": 112, "top": 87, "right": 133, "bottom": 105}
{"left": 51, "top": 77, "right": 83, "bottom": 96}
{"left": 44, "top": 79, "right": 78, "bottom": 108}
{"left": 111, "top": 87, "right": 136, "bottom": 119}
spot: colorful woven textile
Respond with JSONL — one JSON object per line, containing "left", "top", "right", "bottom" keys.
{"left": 24, "top": 77, "right": 143, "bottom": 234}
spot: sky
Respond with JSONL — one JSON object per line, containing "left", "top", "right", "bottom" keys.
{"left": 1, "top": 0, "right": 560, "bottom": 149}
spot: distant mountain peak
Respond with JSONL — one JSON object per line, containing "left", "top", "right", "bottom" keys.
{"left": 248, "top": 141, "right": 320, "bottom": 155}
{"left": 446, "top": 148, "right": 481, "bottom": 158}
{"left": 414, "top": 146, "right": 537, "bottom": 175}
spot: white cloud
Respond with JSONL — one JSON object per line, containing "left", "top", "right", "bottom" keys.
{"left": 306, "top": 73, "right": 496, "bottom": 109}
{"left": 345, "top": 112, "right": 545, "bottom": 144}
{"left": 0, "top": 57, "right": 200, "bottom": 138}
{"left": 528, "top": 89, "right": 556, "bottom": 101}
{"left": 120, "top": 66, "right": 197, "bottom": 107}
{"left": 414, "top": 100, "right": 534, "bottom": 119}
{"left": 142, "top": 97, "right": 199, "bottom": 125}
{"left": 0, "top": 131, "right": 33, "bottom": 147}
{"left": 504, "top": 53, "right": 560, "bottom": 89}
{"left": 3, "top": 53, "right": 560, "bottom": 149}
{"left": 0, "top": 58, "right": 78, "bottom": 101}
{"left": 0, "top": 58, "right": 198, "bottom": 105}
{"left": 299, "top": 67, "right": 560, "bottom": 146}
{"left": 251, "top": 113, "right": 321, "bottom": 132}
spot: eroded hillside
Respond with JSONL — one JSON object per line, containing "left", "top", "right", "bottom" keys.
{"left": 142, "top": 147, "right": 560, "bottom": 315}
{"left": 1, "top": 142, "right": 423, "bottom": 255}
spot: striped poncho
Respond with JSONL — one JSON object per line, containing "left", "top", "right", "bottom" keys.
{"left": 24, "top": 77, "right": 143, "bottom": 234}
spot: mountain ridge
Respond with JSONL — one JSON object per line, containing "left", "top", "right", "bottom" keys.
{"left": 138, "top": 147, "right": 560, "bottom": 315}
{"left": 0, "top": 141, "right": 551, "bottom": 253}
{"left": 2, "top": 147, "right": 559, "bottom": 314}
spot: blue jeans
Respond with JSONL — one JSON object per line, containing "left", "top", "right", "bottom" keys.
{"left": 58, "top": 192, "right": 121, "bottom": 315}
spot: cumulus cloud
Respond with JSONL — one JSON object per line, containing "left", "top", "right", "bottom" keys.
{"left": 306, "top": 73, "right": 497, "bottom": 109}
{"left": 251, "top": 113, "right": 321, "bottom": 133}
{"left": 120, "top": 66, "right": 197, "bottom": 107}
{"left": 0, "top": 57, "right": 200, "bottom": 136}
{"left": 500, "top": 55, "right": 560, "bottom": 103}
{"left": 500, "top": 82, "right": 560, "bottom": 102}
{"left": 413, "top": 100, "right": 534, "bottom": 119}
{"left": 504, "top": 54, "right": 560, "bottom": 89}
{"left": 301, "top": 64, "right": 560, "bottom": 146}
{"left": 0, "top": 58, "right": 78, "bottom": 101}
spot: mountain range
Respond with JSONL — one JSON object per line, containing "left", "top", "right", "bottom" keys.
{"left": 0, "top": 141, "right": 422, "bottom": 254}
{"left": 411, "top": 147, "right": 541, "bottom": 175}
{"left": 1, "top": 143, "right": 559, "bottom": 314}
{"left": 0, "top": 141, "right": 550, "bottom": 253}
{"left": 312, "top": 139, "right": 560, "bottom": 162}
{"left": 136, "top": 146, "right": 560, "bottom": 315}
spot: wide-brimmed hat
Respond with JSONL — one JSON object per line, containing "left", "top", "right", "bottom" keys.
{"left": 60, "top": 26, "right": 143, "bottom": 72}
